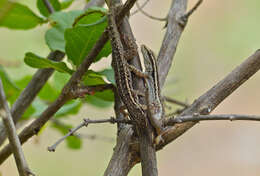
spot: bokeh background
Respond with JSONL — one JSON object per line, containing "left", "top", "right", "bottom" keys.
{"left": 1, "top": 0, "right": 260, "bottom": 175}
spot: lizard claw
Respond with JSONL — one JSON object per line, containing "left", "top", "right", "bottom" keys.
{"left": 154, "top": 134, "right": 164, "bottom": 145}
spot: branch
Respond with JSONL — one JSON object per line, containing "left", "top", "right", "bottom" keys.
{"left": 84, "top": 0, "right": 105, "bottom": 10}
{"left": 158, "top": 0, "right": 202, "bottom": 88}
{"left": 43, "top": 0, "right": 55, "bottom": 13}
{"left": 71, "top": 84, "right": 114, "bottom": 98}
{"left": 106, "top": 1, "right": 159, "bottom": 175}
{"left": 135, "top": 1, "right": 166, "bottom": 21}
{"left": 0, "top": 0, "right": 137, "bottom": 165}
{"left": 0, "top": 79, "right": 34, "bottom": 176}
{"left": 48, "top": 117, "right": 132, "bottom": 152}
{"left": 51, "top": 119, "right": 114, "bottom": 142}
{"left": 163, "top": 96, "right": 189, "bottom": 108}
{"left": 131, "top": 0, "right": 149, "bottom": 16}
{"left": 0, "top": 51, "right": 65, "bottom": 146}
{"left": 165, "top": 114, "right": 260, "bottom": 125}
{"left": 156, "top": 49, "right": 260, "bottom": 150}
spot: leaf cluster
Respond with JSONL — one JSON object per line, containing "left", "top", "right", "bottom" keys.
{"left": 0, "top": 0, "right": 114, "bottom": 149}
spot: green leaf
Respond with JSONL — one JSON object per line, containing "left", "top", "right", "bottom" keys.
{"left": 65, "top": 9, "right": 111, "bottom": 66}
{"left": 51, "top": 122, "right": 82, "bottom": 149}
{"left": 53, "top": 72, "right": 70, "bottom": 90}
{"left": 30, "top": 99, "right": 47, "bottom": 117}
{"left": 0, "top": 2, "right": 44, "bottom": 29}
{"left": 13, "top": 76, "right": 37, "bottom": 120}
{"left": 24, "top": 52, "right": 73, "bottom": 74}
{"left": 93, "top": 89, "right": 114, "bottom": 102}
{"left": 0, "top": 66, "right": 19, "bottom": 100}
{"left": 98, "top": 68, "right": 115, "bottom": 84}
{"left": 83, "top": 70, "right": 114, "bottom": 106}
{"left": 55, "top": 100, "right": 82, "bottom": 118}
{"left": 60, "top": 0, "right": 74, "bottom": 9}
{"left": 21, "top": 105, "right": 36, "bottom": 120}
{"left": 45, "top": 10, "right": 84, "bottom": 52}
{"left": 85, "top": 94, "right": 112, "bottom": 108}
{"left": 37, "top": 0, "right": 61, "bottom": 17}
{"left": 38, "top": 83, "right": 59, "bottom": 102}
{"left": 45, "top": 27, "right": 65, "bottom": 52}
{"left": 83, "top": 70, "right": 106, "bottom": 86}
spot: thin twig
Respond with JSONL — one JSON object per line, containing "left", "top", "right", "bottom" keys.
{"left": 131, "top": 0, "right": 149, "bottom": 16}
{"left": 71, "top": 84, "right": 114, "bottom": 98}
{"left": 84, "top": 0, "right": 105, "bottom": 10}
{"left": 164, "top": 96, "right": 189, "bottom": 108}
{"left": 165, "top": 114, "right": 260, "bottom": 126}
{"left": 135, "top": 1, "right": 166, "bottom": 21}
{"left": 43, "top": 0, "right": 55, "bottom": 14}
{"left": 51, "top": 119, "right": 114, "bottom": 142}
{"left": 77, "top": 133, "right": 114, "bottom": 142}
{"left": 178, "top": 0, "right": 203, "bottom": 27}
{"left": 48, "top": 117, "right": 132, "bottom": 152}
{"left": 0, "top": 79, "right": 34, "bottom": 176}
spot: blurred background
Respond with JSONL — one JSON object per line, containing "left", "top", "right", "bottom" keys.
{"left": 1, "top": 0, "right": 260, "bottom": 175}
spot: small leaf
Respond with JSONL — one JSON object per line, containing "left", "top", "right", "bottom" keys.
{"left": 98, "top": 68, "right": 115, "bottom": 84}
{"left": 55, "top": 100, "right": 82, "bottom": 118}
{"left": 83, "top": 70, "right": 114, "bottom": 106}
{"left": 37, "top": 0, "right": 61, "bottom": 17}
{"left": 38, "top": 83, "right": 59, "bottom": 102}
{"left": 45, "top": 10, "right": 84, "bottom": 52}
{"left": 51, "top": 121, "right": 82, "bottom": 149}
{"left": 83, "top": 70, "right": 106, "bottom": 86}
{"left": 93, "top": 89, "right": 114, "bottom": 102}
{"left": 53, "top": 72, "right": 70, "bottom": 90}
{"left": 21, "top": 105, "right": 36, "bottom": 120}
{"left": 45, "top": 26, "right": 65, "bottom": 52}
{"left": 0, "top": 2, "right": 44, "bottom": 29}
{"left": 85, "top": 94, "right": 112, "bottom": 108}
{"left": 24, "top": 52, "right": 73, "bottom": 74}
{"left": 0, "top": 66, "right": 19, "bottom": 100}
{"left": 65, "top": 9, "right": 111, "bottom": 66}
{"left": 60, "top": 0, "right": 74, "bottom": 9}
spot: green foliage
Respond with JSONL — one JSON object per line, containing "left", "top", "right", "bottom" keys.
{"left": 60, "top": 0, "right": 74, "bottom": 9}
{"left": 55, "top": 100, "right": 82, "bottom": 118}
{"left": 0, "top": 2, "right": 115, "bottom": 150}
{"left": 0, "top": 66, "right": 19, "bottom": 99}
{"left": 51, "top": 122, "right": 82, "bottom": 149}
{"left": 99, "top": 68, "right": 115, "bottom": 84}
{"left": 37, "top": 0, "right": 61, "bottom": 17}
{"left": 65, "top": 8, "right": 111, "bottom": 66}
{"left": 38, "top": 83, "right": 59, "bottom": 102}
{"left": 45, "top": 10, "right": 84, "bottom": 52}
{"left": 0, "top": 2, "right": 44, "bottom": 29}
{"left": 24, "top": 52, "right": 73, "bottom": 74}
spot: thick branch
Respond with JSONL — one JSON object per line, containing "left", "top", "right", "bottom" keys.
{"left": 104, "top": 126, "right": 136, "bottom": 176}
{"left": 0, "top": 79, "right": 34, "bottom": 176}
{"left": 157, "top": 0, "right": 203, "bottom": 88}
{"left": 156, "top": 49, "right": 260, "bottom": 149}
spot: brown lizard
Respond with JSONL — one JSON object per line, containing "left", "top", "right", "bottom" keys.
{"left": 107, "top": 7, "right": 148, "bottom": 127}
{"left": 108, "top": 7, "right": 168, "bottom": 144}
{"left": 141, "top": 45, "right": 169, "bottom": 144}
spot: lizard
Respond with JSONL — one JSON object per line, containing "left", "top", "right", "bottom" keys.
{"left": 108, "top": 7, "right": 168, "bottom": 144}
{"left": 141, "top": 45, "right": 169, "bottom": 145}
{"left": 107, "top": 7, "right": 148, "bottom": 127}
